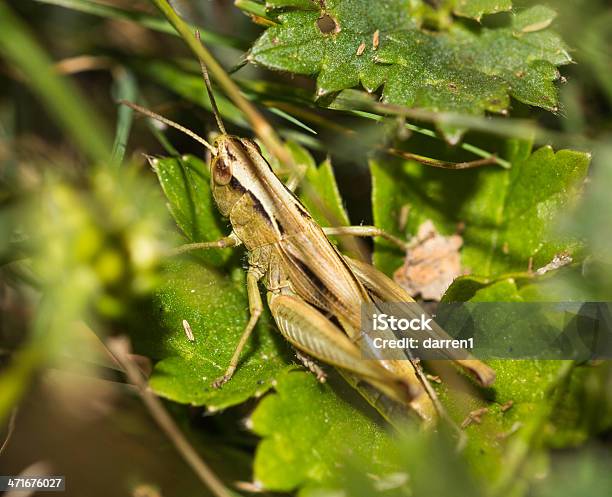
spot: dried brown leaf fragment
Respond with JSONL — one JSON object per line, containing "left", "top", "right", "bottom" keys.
{"left": 393, "top": 220, "right": 463, "bottom": 301}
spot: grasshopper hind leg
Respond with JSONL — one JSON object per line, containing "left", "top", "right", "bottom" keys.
{"left": 267, "top": 292, "right": 422, "bottom": 405}
{"left": 294, "top": 349, "right": 327, "bottom": 383}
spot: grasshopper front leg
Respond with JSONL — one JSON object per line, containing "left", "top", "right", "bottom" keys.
{"left": 168, "top": 233, "right": 241, "bottom": 256}
{"left": 165, "top": 233, "right": 262, "bottom": 388}
{"left": 212, "top": 267, "right": 263, "bottom": 388}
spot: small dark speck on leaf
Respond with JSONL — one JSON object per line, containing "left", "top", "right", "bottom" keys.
{"left": 317, "top": 13, "right": 339, "bottom": 34}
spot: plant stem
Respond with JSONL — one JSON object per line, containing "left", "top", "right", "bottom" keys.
{"left": 107, "top": 336, "right": 235, "bottom": 497}
{"left": 353, "top": 110, "right": 512, "bottom": 169}
{"left": 388, "top": 148, "right": 499, "bottom": 170}
{"left": 149, "top": 0, "right": 295, "bottom": 172}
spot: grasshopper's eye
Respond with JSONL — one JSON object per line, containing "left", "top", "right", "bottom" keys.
{"left": 213, "top": 157, "right": 232, "bottom": 185}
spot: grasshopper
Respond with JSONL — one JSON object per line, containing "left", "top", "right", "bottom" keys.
{"left": 121, "top": 40, "right": 495, "bottom": 424}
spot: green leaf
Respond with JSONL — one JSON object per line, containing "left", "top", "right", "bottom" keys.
{"left": 134, "top": 259, "right": 293, "bottom": 410}
{"left": 453, "top": 0, "right": 512, "bottom": 20}
{"left": 443, "top": 263, "right": 597, "bottom": 303}
{"left": 250, "top": 370, "right": 403, "bottom": 494}
{"left": 437, "top": 270, "right": 611, "bottom": 479}
{"left": 249, "top": 1, "right": 407, "bottom": 95}
{"left": 371, "top": 141, "right": 590, "bottom": 279}
{"left": 440, "top": 274, "right": 497, "bottom": 302}
{"left": 378, "top": 10, "right": 570, "bottom": 141}
{"left": 370, "top": 142, "right": 592, "bottom": 482}
{"left": 434, "top": 276, "right": 589, "bottom": 481}
{"left": 249, "top": 2, "right": 571, "bottom": 140}
{"left": 512, "top": 5, "right": 557, "bottom": 33}
{"left": 150, "top": 154, "right": 232, "bottom": 267}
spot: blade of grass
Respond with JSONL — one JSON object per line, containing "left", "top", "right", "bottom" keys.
{"left": 268, "top": 107, "right": 317, "bottom": 135}
{"left": 0, "top": 408, "right": 17, "bottom": 455}
{"left": 234, "top": 0, "right": 276, "bottom": 24}
{"left": 0, "top": 347, "right": 45, "bottom": 425}
{"left": 148, "top": 122, "right": 181, "bottom": 156}
{"left": 0, "top": 1, "right": 111, "bottom": 164}
{"left": 111, "top": 67, "right": 138, "bottom": 165}
{"left": 34, "top": 0, "right": 247, "bottom": 50}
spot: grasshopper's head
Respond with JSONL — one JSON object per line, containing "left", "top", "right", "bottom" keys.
{"left": 210, "top": 134, "right": 269, "bottom": 217}
{"left": 119, "top": 44, "right": 274, "bottom": 220}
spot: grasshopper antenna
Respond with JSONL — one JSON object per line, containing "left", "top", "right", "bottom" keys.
{"left": 195, "top": 30, "right": 227, "bottom": 135}
{"left": 118, "top": 100, "right": 216, "bottom": 155}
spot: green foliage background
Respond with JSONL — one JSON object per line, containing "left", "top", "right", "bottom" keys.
{"left": 0, "top": 1, "right": 611, "bottom": 497}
